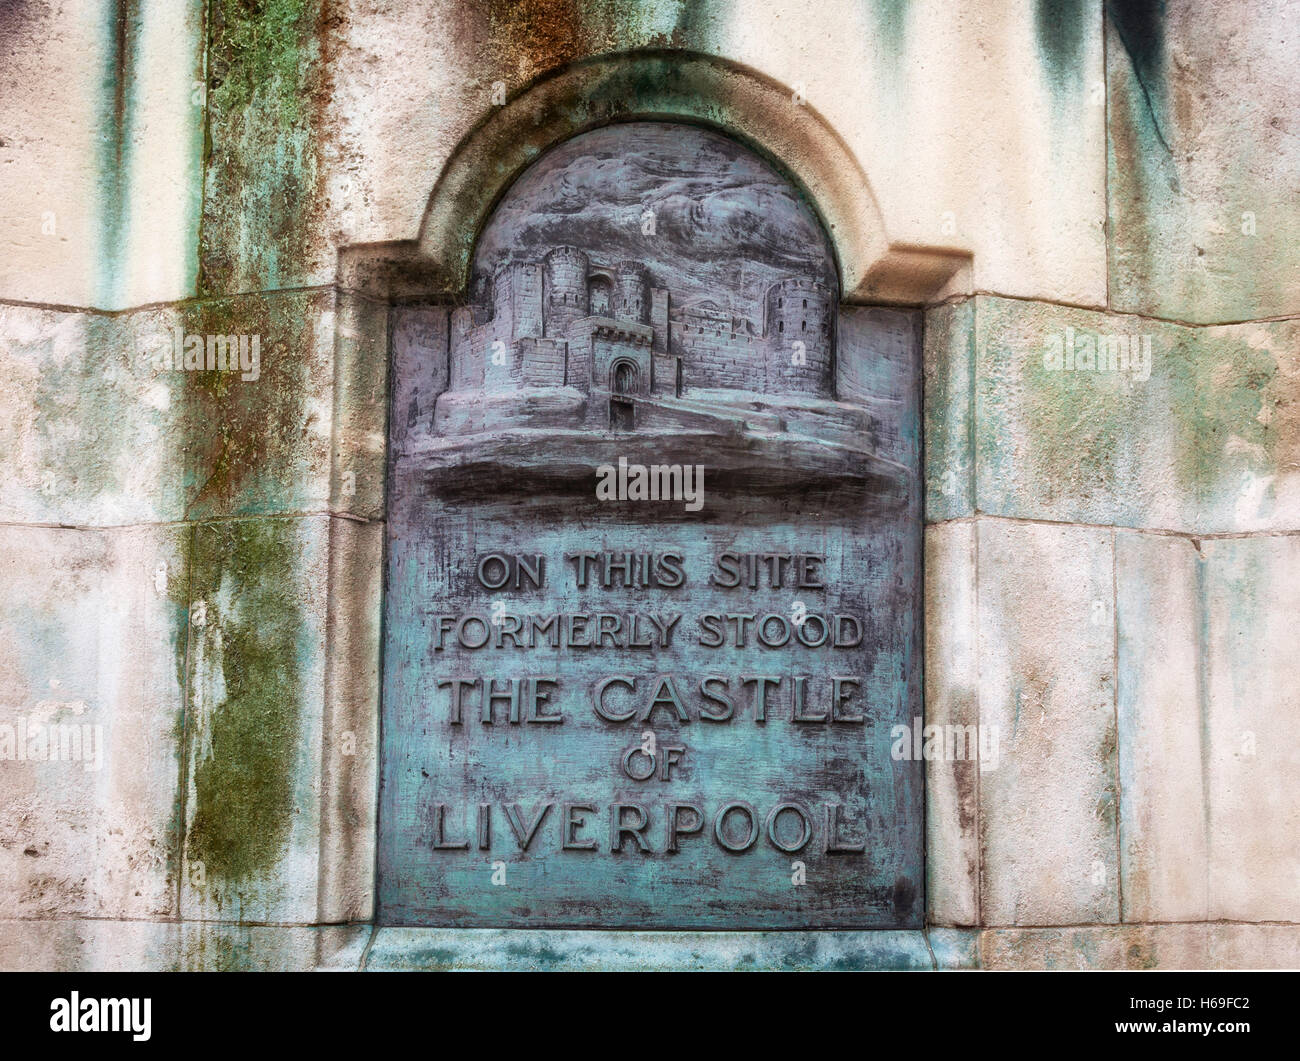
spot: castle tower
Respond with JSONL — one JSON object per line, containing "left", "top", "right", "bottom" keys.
{"left": 613, "top": 261, "right": 650, "bottom": 324}
{"left": 493, "top": 261, "right": 543, "bottom": 341}
{"left": 543, "top": 246, "right": 589, "bottom": 336}
{"left": 492, "top": 265, "right": 513, "bottom": 329}
{"left": 764, "top": 277, "right": 833, "bottom": 396}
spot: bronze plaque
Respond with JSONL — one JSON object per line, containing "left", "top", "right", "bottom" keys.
{"left": 379, "top": 123, "right": 922, "bottom": 928}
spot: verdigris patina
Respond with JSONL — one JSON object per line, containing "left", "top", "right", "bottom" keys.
{"left": 379, "top": 123, "right": 921, "bottom": 928}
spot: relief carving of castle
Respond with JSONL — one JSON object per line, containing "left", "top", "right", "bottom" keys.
{"left": 444, "top": 244, "right": 834, "bottom": 431}
{"left": 414, "top": 121, "right": 897, "bottom": 488}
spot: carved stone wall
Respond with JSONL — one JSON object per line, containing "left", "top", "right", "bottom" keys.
{"left": 0, "top": 1, "right": 1297, "bottom": 971}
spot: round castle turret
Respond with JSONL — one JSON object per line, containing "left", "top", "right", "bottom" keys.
{"left": 765, "top": 277, "right": 833, "bottom": 396}
{"left": 544, "top": 246, "right": 589, "bottom": 336}
{"left": 613, "top": 261, "right": 650, "bottom": 324}
{"left": 491, "top": 264, "right": 512, "bottom": 325}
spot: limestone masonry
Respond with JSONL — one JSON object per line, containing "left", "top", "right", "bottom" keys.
{"left": 0, "top": 0, "right": 1297, "bottom": 972}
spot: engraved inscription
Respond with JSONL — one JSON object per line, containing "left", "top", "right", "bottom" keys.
{"left": 379, "top": 123, "right": 922, "bottom": 929}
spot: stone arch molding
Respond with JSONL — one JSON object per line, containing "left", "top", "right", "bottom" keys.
{"left": 344, "top": 50, "right": 969, "bottom": 304}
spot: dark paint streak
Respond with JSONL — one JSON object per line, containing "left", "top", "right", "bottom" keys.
{"left": 1106, "top": 0, "right": 1172, "bottom": 156}
{"left": 1035, "top": 0, "right": 1088, "bottom": 95}
{"left": 99, "top": 0, "right": 138, "bottom": 304}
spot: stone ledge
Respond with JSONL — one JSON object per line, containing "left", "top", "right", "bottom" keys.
{"left": 0, "top": 920, "right": 371, "bottom": 972}
{"left": 3, "top": 921, "right": 1297, "bottom": 970}
{"left": 363, "top": 928, "right": 935, "bottom": 971}
{"left": 938, "top": 924, "right": 1300, "bottom": 970}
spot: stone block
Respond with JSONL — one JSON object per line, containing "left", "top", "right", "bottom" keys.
{"left": 979, "top": 924, "right": 1209, "bottom": 970}
{"left": 178, "top": 290, "right": 336, "bottom": 522}
{"left": 1115, "top": 530, "right": 1207, "bottom": 922}
{"left": 0, "top": 524, "right": 188, "bottom": 920}
{"left": 180, "top": 516, "right": 330, "bottom": 923}
{"left": 0, "top": 2, "right": 204, "bottom": 309}
{"left": 1202, "top": 535, "right": 1300, "bottom": 922}
{"left": 975, "top": 298, "right": 1300, "bottom": 533}
{"left": 1208, "top": 924, "right": 1300, "bottom": 970}
{"left": 924, "top": 299, "right": 975, "bottom": 521}
{"left": 1107, "top": 2, "right": 1300, "bottom": 322}
{"left": 977, "top": 519, "right": 1119, "bottom": 925}
{"left": 924, "top": 520, "right": 980, "bottom": 925}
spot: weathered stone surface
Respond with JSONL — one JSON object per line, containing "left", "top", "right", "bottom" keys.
{"left": 0, "top": 303, "right": 183, "bottom": 526}
{"left": 0, "top": 3, "right": 106, "bottom": 308}
{"left": 190, "top": 1, "right": 1105, "bottom": 305}
{"left": 34, "top": 0, "right": 1300, "bottom": 321}
{"left": 1115, "top": 530, "right": 1207, "bottom": 922}
{"left": 977, "top": 519, "right": 1119, "bottom": 926}
{"left": 0, "top": 291, "right": 349, "bottom": 527}
{"left": 0, "top": 524, "right": 188, "bottom": 920}
{"left": 180, "top": 516, "right": 331, "bottom": 924}
{"left": 975, "top": 298, "right": 1300, "bottom": 533}
{"left": 1208, "top": 924, "right": 1300, "bottom": 970}
{"left": 923, "top": 299, "right": 975, "bottom": 522}
{"left": 176, "top": 922, "right": 371, "bottom": 972}
{"left": 979, "top": 924, "right": 1209, "bottom": 970}
{"left": 854, "top": 0, "right": 1106, "bottom": 305}
{"left": 0, "top": 2, "right": 204, "bottom": 310}
{"left": 1202, "top": 535, "right": 1300, "bottom": 923}
{"left": 927, "top": 927, "right": 980, "bottom": 970}
{"left": 331, "top": 291, "right": 389, "bottom": 521}
{"left": 924, "top": 520, "right": 980, "bottom": 926}
{"left": 318, "top": 516, "right": 383, "bottom": 924}
{"left": 0, "top": 919, "right": 371, "bottom": 972}
{"left": 179, "top": 290, "right": 337, "bottom": 523}
{"left": 1107, "top": 1, "right": 1300, "bottom": 323}
{"left": 364, "top": 928, "right": 934, "bottom": 971}
{"left": 0, "top": 918, "right": 177, "bottom": 973}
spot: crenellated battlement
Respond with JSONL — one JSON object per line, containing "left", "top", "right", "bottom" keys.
{"left": 451, "top": 246, "right": 835, "bottom": 402}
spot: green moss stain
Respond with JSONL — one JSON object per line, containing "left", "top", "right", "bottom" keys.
{"left": 165, "top": 524, "right": 196, "bottom": 908}
{"left": 200, "top": 0, "right": 327, "bottom": 293}
{"left": 869, "top": 0, "right": 910, "bottom": 57}
{"left": 1106, "top": 0, "right": 1165, "bottom": 92}
{"left": 482, "top": 0, "right": 694, "bottom": 78}
{"left": 209, "top": 0, "right": 317, "bottom": 118}
{"left": 1167, "top": 335, "right": 1276, "bottom": 503}
{"left": 96, "top": 1, "right": 141, "bottom": 308}
{"left": 1106, "top": 0, "right": 1170, "bottom": 155}
{"left": 1035, "top": 0, "right": 1089, "bottom": 99}
{"left": 184, "top": 518, "right": 306, "bottom": 887}
{"left": 175, "top": 291, "right": 328, "bottom": 520}
{"left": 978, "top": 298, "right": 1287, "bottom": 527}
